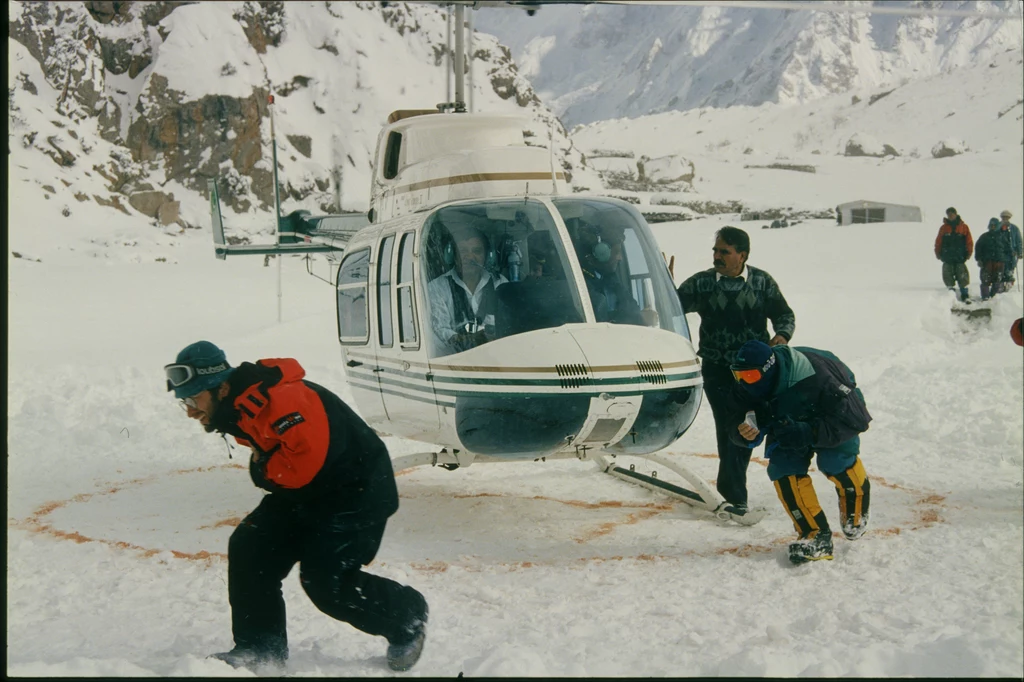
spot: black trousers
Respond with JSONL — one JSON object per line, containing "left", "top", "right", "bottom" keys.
{"left": 701, "top": 363, "right": 753, "bottom": 507}
{"left": 227, "top": 493, "right": 427, "bottom": 658}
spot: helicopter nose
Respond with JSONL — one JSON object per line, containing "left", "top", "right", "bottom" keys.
{"left": 455, "top": 393, "right": 591, "bottom": 457}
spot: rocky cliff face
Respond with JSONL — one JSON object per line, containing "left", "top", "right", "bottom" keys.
{"left": 7, "top": 1, "right": 587, "bottom": 223}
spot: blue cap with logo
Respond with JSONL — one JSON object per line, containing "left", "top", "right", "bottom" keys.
{"left": 731, "top": 340, "right": 780, "bottom": 398}
{"left": 165, "top": 340, "right": 234, "bottom": 399}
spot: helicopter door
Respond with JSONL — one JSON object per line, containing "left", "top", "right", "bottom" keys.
{"left": 335, "top": 246, "right": 389, "bottom": 426}
{"left": 377, "top": 231, "right": 441, "bottom": 436}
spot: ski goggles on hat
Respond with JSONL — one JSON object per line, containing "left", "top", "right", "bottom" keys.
{"left": 730, "top": 367, "right": 764, "bottom": 384}
{"left": 730, "top": 353, "right": 776, "bottom": 384}
{"left": 164, "top": 362, "right": 228, "bottom": 390}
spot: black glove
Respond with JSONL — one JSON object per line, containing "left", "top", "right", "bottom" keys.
{"left": 451, "top": 329, "right": 488, "bottom": 351}
{"left": 773, "top": 419, "right": 814, "bottom": 448}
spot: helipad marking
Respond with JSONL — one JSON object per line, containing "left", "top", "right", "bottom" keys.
{"left": 8, "top": 457, "right": 949, "bottom": 569}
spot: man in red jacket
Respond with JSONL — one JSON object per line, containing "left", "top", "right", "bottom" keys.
{"left": 934, "top": 206, "right": 974, "bottom": 302}
{"left": 166, "top": 341, "right": 428, "bottom": 673}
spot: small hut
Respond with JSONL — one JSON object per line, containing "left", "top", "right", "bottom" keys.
{"left": 836, "top": 200, "right": 922, "bottom": 225}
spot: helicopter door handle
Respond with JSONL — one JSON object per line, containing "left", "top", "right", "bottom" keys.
{"left": 372, "top": 367, "right": 384, "bottom": 373}
{"left": 346, "top": 359, "right": 363, "bottom": 367}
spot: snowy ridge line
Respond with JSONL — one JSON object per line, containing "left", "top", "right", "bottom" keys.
{"left": 688, "top": 0, "right": 1022, "bottom": 20}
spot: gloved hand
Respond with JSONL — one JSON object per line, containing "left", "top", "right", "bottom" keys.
{"left": 451, "top": 329, "right": 488, "bottom": 351}
{"left": 772, "top": 419, "right": 814, "bottom": 448}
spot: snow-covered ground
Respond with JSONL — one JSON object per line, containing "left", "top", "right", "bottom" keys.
{"left": 7, "top": 29, "right": 1024, "bottom": 680}
{"left": 8, "top": 187, "right": 1024, "bottom": 678}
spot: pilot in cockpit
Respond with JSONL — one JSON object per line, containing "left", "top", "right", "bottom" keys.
{"left": 427, "top": 224, "right": 508, "bottom": 355}
{"left": 574, "top": 220, "right": 644, "bottom": 325}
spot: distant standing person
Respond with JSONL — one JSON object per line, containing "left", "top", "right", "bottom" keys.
{"left": 165, "top": 341, "right": 429, "bottom": 673}
{"left": 730, "top": 341, "right": 873, "bottom": 565}
{"left": 934, "top": 206, "right": 973, "bottom": 302}
{"left": 974, "top": 218, "right": 1012, "bottom": 300}
{"left": 676, "top": 226, "right": 796, "bottom": 517}
{"left": 998, "top": 210, "right": 1022, "bottom": 289}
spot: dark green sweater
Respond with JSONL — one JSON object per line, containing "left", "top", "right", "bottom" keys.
{"left": 677, "top": 265, "right": 796, "bottom": 367}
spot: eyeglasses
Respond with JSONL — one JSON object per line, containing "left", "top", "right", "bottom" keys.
{"left": 177, "top": 393, "right": 203, "bottom": 412}
{"left": 731, "top": 367, "right": 763, "bottom": 384}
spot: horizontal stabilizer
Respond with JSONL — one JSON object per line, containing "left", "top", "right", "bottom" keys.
{"left": 208, "top": 178, "right": 368, "bottom": 258}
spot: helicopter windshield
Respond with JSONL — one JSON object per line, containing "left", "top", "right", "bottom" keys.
{"left": 423, "top": 198, "right": 587, "bottom": 358}
{"left": 552, "top": 197, "right": 690, "bottom": 339}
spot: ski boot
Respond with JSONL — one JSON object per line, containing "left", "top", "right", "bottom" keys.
{"left": 788, "top": 530, "right": 834, "bottom": 564}
{"left": 387, "top": 607, "right": 428, "bottom": 671}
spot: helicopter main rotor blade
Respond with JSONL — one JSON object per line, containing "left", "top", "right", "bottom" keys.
{"left": 439, "top": 0, "right": 1021, "bottom": 21}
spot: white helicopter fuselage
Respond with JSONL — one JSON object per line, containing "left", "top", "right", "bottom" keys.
{"left": 331, "top": 111, "right": 703, "bottom": 462}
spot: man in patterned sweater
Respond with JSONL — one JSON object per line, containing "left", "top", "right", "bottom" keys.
{"left": 677, "top": 226, "right": 796, "bottom": 516}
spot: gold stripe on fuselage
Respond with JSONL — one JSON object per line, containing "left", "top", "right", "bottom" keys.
{"left": 392, "top": 171, "right": 567, "bottom": 196}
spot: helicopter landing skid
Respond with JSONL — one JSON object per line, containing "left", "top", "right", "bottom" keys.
{"left": 591, "top": 453, "right": 766, "bottom": 526}
{"left": 391, "top": 448, "right": 474, "bottom": 474}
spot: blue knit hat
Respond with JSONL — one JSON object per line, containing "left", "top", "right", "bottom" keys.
{"left": 988, "top": 217, "right": 1000, "bottom": 229}
{"left": 165, "top": 340, "right": 234, "bottom": 399}
{"left": 731, "top": 340, "right": 779, "bottom": 397}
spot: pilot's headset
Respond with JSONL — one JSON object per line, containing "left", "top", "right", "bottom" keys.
{"left": 579, "top": 222, "right": 613, "bottom": 264}
{"left": 443, "top": 227, "right": 497, "bottom": 272}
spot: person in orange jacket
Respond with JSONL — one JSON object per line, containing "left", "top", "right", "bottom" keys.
{"left": 934, "top": 206, "right": 974, "bottom": 302}
{"left": 166, "top": 341, "right": 428, "bottom": 673}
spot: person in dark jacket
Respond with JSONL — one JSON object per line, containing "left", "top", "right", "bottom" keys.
{"left": 998, "top": 210, "right": 1022, "bottom": 289}
{"left": 934, "top": 206, "right": 974, "bottom": 302}
{"left": 975, "top": 217, "right": 1014, "bottom": 299}
{"left": 677, "top": 226, "right": 796, "bottom": 517}
{"left": 165, "top": 341, "right": 428, "bottom": 673}
{"left": 729, "top": 341, "right": 872, "bottom": 565}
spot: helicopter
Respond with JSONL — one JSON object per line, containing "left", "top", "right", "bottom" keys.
{"left": 205, "top": 1, "right": 759, "bottom": 525}
{"left": 206, "top": 0, "right": 1018, "bottom": 524}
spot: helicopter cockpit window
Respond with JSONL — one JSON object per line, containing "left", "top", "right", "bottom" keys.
{"left": 336, "top": 247, "right": 370, "bottom": 344}
{"left": 553, "top": 197, "right": 691, "bottom": 339}
{"left": 422, "top": 199, "right": 586, "bottom": 358}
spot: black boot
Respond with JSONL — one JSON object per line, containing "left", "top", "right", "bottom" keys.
{"left": 387, "top": 606, "right": 428, "bottom": 672}
{"left": 788, "top": 530, "right": 834, "bottom": 564}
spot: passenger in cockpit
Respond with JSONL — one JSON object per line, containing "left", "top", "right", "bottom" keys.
{"left": 427, "top": 225, "right": 507, "bottom": 355}
{"left": 573, "top": 221, "right": 644, "bottom": 325}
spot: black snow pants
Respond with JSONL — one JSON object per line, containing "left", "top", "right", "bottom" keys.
{"left": 701, "top": 362, "right": 754, "bottom": 507}
{"left": 227, "top": 493, "right": 428, "bottom": 659}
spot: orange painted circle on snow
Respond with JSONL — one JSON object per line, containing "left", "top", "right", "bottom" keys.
{"left": 9, "top": 457, "right": 948, "bottom": 569}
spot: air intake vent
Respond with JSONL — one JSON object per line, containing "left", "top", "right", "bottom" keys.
{"left": 555, "top": 363, "right": 591, "bottom": 389}
{"left": 636, "top": 360, "right": 667, "bottom": 385}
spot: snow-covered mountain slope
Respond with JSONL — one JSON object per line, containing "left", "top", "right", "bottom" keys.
{"left": 7, "top": 0, "right": 592, "bottom": 235}
{"left": 569, "top": 45, "right": 1023, "bottom": 221}
{"left": 474, "top": 1, "right": 1023, "bottom": 126}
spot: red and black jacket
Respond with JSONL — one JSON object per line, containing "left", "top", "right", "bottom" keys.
{"left": 212, "top": 358, "right": 399, "bottom": 519}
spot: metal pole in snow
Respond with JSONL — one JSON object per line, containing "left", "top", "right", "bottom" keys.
{"left": 467, "top": 9, "right": 474, "bottom": 113}
{"left": 446, "top": 6, "right": 452, "bottom": 105}
{"left": 454, "top": 4, "right": 465, "bottom": 111}
{"left": 270, "top": 93, "right": 282, "bottom": 324}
